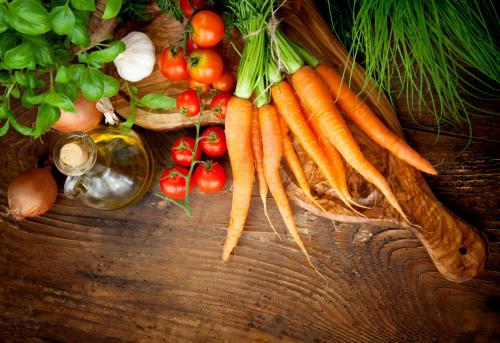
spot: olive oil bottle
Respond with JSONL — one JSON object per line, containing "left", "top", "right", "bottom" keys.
{"left": 53, "top": 126, "right": 154, "bottom": 210}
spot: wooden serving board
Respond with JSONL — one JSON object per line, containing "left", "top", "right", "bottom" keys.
{"left": 111, "top": 0, "right": 486, "bottom": 282}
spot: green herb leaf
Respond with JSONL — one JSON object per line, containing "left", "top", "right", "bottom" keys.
{"left": 11, "top": 86, "right": 20, "bottom": 98}
{"left": 56, "top": 80, "right": 79, "bottom": 101}
{"left": 0, "top": 33, "right": 18, "bottom": 59}
{"left": 139, "top": 93, "right": 176, "bottom": 110}
{"left": 22, "top": 89, "right": 45, "bottom": 108}
{"left": 102, "top": 0, "right": 123, "bottom": 19}
{"left": 25, "top": 36, "right": 55, "bottom": 67}
{"left": 80, "top": 67, "right": 104, "bottom": 100}
{"left": 0, "top": 5, "right": 8, "bottom": 34}
{"left": 70, "top": 63, "right": 86, "bottom": 81}
{"left": 88, "top": 41, "right": 125, "bottom": 64}
{"left": 50, "top": 5, "right": 75, "bottom": 35}
{"left": 14, "top": 71, "right": 29, "bottom": 87}
{"left": 44, "top": 92, "right": 77, "bottom": 112}
{"left": 101, "top": 73, "right": 120, "bottom": 97}
{"left": 55, "top": 65, "right": 72, "bottom": 83}
{"left": 129, "top": 86, "right": 139, "bottom": 95}
{"left": 69, "top": 22, "right": 90, "bottom": 47}
{"left": 34, "top": 103, "right": 60, "bottom": 138}
{"left": 6, "top": 108, "right": 34, "bottom": 136}
{"left": 0, "top": 119, "right": 9, "bottom": 137}
{"left": 4, "top": 43, "right": 34, "bottom": 69}
{"left": 71, "top": 0, "right": 95, "bottom": 12}
{"left": 7, "top": 0, "right": 51, "bottom": 35}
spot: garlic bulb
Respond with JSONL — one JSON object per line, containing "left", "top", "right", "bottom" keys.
{"left": 114, "top": 32, "right": 155, "bottom": 82}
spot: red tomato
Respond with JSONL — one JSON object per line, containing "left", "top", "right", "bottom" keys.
{"left": 190, "top": 10, "right": 225, "bottom": 48}
{"left": 212, "top": 70, "right": 235, "bottom": 92}
{"left": 193, "top": 162, "right": 227, "bottom": 193}
{"left": 158, "top": 46, "right": 188, "bottom": 81}
{"left": 176, "top": 90, "right": 200, "bottom": 116}
{"left": 187, "top": 49, "right": 224, "bottom": 84}
{"left": 179, "top": 0, "right": 206, "bottom": 18}
{"left": 171, "top": 136, "right": 202, "bottom": 167}
{"left": 186, "top": 37, "right": 199, "bottom": 54}
{"left": 200, "top": 126, "right": 227, "bottom": 157}
{"left": 159, "top": 166, "right": 193, "bottom": 200}
{"left": 188, "top": 78, "right": 210, "bottom": 94}
{"left": 209, "top": 92, "right": 232, "bottom": 119}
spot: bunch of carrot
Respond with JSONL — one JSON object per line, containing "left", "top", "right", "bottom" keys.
{"left": 222, "top": 1, "right": 437, "bottom": 264}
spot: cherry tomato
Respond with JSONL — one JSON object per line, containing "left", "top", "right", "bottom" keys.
{"left": 158, "top": 46, "right": 188, "bottom": 81}
{"left": 179, "top": 0, "right": 206, "bottom": 18}
{"left": 193, "top": 162, "right": 227, "bottom": 193}
{"left": 171, "top": 136, "right": 202, "bottom": 167}
{"left": 186, "top": 37, "right": 199, "bottom": 54}
{"left": 190, "top": 10, "right": 225, "bottom": 48}
{"left": 209, "top": 92, "right": 232, "bottom": 119}
{"left": 188, "top": 79, "right": 210, "bottom": 94}
{"left": 212, "top": 70, "right": 235, "bottom": 92}
{"left": 200, "top": 126, "right": 227, "bottom": 157}
{"left": 160, "top": 166, "right": 192, "bottom": 200}
{"left": 176, "top": 90, "right": 200, "bottom": 117}
{"left": 187, "top": 49, "right": 224, "bottom": 84}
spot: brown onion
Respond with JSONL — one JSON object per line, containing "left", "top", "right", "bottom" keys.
{"left": 8, "top": 167, "right": 58, "bottom": 219}
{"left": 52, "top": 95, "right": 102, "bottom": 133}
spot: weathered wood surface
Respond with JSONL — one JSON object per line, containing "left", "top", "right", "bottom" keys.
{"left": 1, "top": 4, "right": 499, "bottom": 343}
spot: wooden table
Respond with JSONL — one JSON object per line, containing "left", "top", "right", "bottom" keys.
{"left": 1, "top": 13, "right": 499, "bottom": 343}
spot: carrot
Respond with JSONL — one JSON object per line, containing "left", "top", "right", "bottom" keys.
{"left": 251, "top": 106, "right": 280, "bottom": 240}
{"left": 271, "top": 81, "right": 357, "bottom": 211}
{"left": 316, "top": 64, "right": 437, "bottom": 175}
{"left": 223, "top": 97, "right": 255, "bottom": 261}
{"left": 291, "top": 66, "right": 409, "bottom": 222}
{"left": 259, "top": 104, "right": 317, "bottom": 270}
{"left": 278, "top": 116, "right": 337, "bottom": 224}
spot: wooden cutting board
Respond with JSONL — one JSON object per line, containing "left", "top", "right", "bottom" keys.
{"left": 111, "top": 0, "right": 486, "bottom": 282}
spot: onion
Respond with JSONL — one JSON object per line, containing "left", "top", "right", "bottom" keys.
{"left": 52, "top": 95, "right": 103, "bottom": 133}
{"left": 8, "top": 167, "right": 58, "bottom": 219}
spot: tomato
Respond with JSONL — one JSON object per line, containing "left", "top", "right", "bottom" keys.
{"left": 212, "top": 70, "right": 235, "bottom": 92}
{"left": 193, "top": 162, "right": 227, "bottom": 193}
{"left": 200, "top": 126, "right": 227, "bottom": 157}
{"left": 171, "top": 136, "right": 202, "bottom": 167}
{"left": 160, "top": 166, "right": 193, "bottom": 200}
{"left": 179, "top": 0, "right": 206, "bottom": 18}
{"left": 158, "top": 46, "right": 188, "bottom": 81}
{"left": 188, "top": 79, "right": 210, "bottom": 94}
{"left": 186, "top": 37, "right": 199, "bottom": 54}
{"left": 187, "top": 49, "right": 224, "bottom": 84}
{"left": 176, "top": 90, "right": 200, "bottom": 116}
{"left": 190, "top": 10, "right": 225, "bottom": 48}
{"left": 209, "top": 92, "right": 232, "bottom": 119}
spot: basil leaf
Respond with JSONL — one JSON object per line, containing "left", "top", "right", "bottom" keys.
{"left": 69, "top": 23, "right": 90, "bottom": 47}
{"left": 44, "top": 92, "right": 77, "bottom": 112}
{"left": 14, "top": 71, "right": 29, "bottom": 87}
{"left": 56, "top": 81, "right": 79, "bottom": 101}
{"left": 34, "top": 103, "right": 60, "bottom": 138}
{"left": 0, "top": 107, "right": 6, "bottom": 120}
{"left": 80, "top": 67, "right": 103, "bottom": 101}
{"left": 22, "top": 89, "right": 45, "bottom": 109}
{"left": 102, "top": 0, "right": 122, "bottom": 19}
{"left": 0, "top": 5, "right": 8, "bottom": 34}
{"left": 71, "top": 0, "right": 95, "bottom": 12}
{"left": 7, "top": 0, "right": 50, "bottom": 35}
{"left": 25, "top": 36, "right": 55, "bottom": 67}
{"left": 11, "top": 86, "right": 20, "bottom": 98}
{"left": 139, "top": 94, "right": 176, "bottom": 110}
{"left": 0, "top": 33, "right": 18, "bottom": 58}
{"left": 6, "top": 108, "right": 34, "bottom": 136}
{"left": 73, "top": 9, "right": 90, "bottom": 25}
{"left": 101, "top": 74, "right": 120, "bottom": 97}
{"left": 4, "top": 43, "right": 34, "bottom": 69}
{"left": 50, "top": 5, "right": 75, "bottom": 36}
{"left": 70, "top": 64, "right": 86, "bottom": 81}
{"left": 55, "top": 65, "right": 72, "bottom": 83}
{"left": 88, "top": 41, "right": 125, "bottom": 64}
{"left": 0, "top": 119, "right": 9, "bottom": 137}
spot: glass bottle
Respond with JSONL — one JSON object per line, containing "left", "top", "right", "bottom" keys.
{"left": 53, "top": 126, "right": 154, "bottom": 210}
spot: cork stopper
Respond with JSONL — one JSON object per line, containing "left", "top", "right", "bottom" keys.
{"left": 60, "top": 143, "right": 88, "bottom": 168}
{"left": 53, "top": 133, "right": 97, "bottom": 176}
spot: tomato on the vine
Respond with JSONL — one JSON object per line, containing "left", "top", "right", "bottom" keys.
{"left": 179, "top": 0, "right": 206, "bottom": 18}
{"left": 186, "top": 37, "right": 199, "bottom": 54}
{"left": 200, "top": 126, "right": 227, "bottom": 157}
{"left": 176, "top": 89, "right": 200, "bottom": 116}
{"left": 171, "top": 136, "right": 202, "bottom": 167}
{"left": 187, "top": 49, "right": 224, "bottom": 84}
{"left": 158, "top": 46, "right": 188, "bottom": 81}
{"left": 160, "top": 166, "right": 193, "bottom": 200}
{"left": 188, "top": 78, "right": 210, "bottom": 94}
{"left": 209, "top": 92, "right": 232, "bottom": 119}
{"left": 193, "top": 162, "right": 227, "bottom": 193}
{"left": 212, "top": 70, "right": 235, "bottom": 92}
{"left": 190, "top": 10, "right": 225, "bottom": 48}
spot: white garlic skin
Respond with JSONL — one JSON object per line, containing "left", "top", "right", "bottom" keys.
{"left": 114, "top": 31, "right": 156, "bottom": 82}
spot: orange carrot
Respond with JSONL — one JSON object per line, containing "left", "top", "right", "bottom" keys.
{"left": 316, "top": 64, "right": 437, "bottom": 175}
{"left": 271, "top": 81, "right": 355, "bottom": 211}
{"left": 223, "top": 97, "right": 255, "bottom": 261}
{"left": 251, "top": 106, "right": 280, "bottom": 240}
{"left": 259, "top": 104, "right": 315, "bottom": 267}
{"left": 291, "top": 66, "right": 408, "bottom": 222}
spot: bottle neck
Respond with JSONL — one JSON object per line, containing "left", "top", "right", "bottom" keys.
{"left": 53, "top": 132, "right": 97, "bottom": 176}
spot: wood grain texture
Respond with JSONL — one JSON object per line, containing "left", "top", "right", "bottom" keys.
{"left": 0, "top": 1, "right": 499, "bottom": 342}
